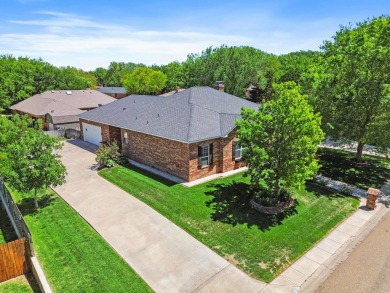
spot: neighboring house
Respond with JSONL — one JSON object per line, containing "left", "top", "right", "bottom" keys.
{"left": 159, "top": 86, "right": 185, "bottom": 97}
{"left": 79, "top": 86, "right": 259, "bottom": 182}
{"left": 97, "top": 87, "right": 127, "bottom": 99}
{"left": 10, "top": 90, "right": 116, "bottom": 130}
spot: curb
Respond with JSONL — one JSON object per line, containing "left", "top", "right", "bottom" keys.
{"left": 300, "top": 203, "right": 389, "bottom": 292}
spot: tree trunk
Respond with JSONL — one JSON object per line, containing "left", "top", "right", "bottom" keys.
{"left": 355, "top": 141, "right": 364, "bottom": 163}
{"left": 34, "top": 188, "right": 39, "bottom": 209}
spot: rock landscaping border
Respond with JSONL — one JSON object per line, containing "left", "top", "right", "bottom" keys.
{"left": 250, "top": 197, "right": 295, "bottom": 214}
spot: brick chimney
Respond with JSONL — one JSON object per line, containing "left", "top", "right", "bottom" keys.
{"left": 214, "top": 81, "right": 224, "bottom": 92}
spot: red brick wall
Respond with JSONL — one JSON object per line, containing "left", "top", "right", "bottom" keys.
{"left": 221, "top": 129, "right": 246, "bottom": 173}
{"left": 121, "top": 129, "right": 190, "bottom": 181}
{"left": 79, "top": 119, "right": 245, "bottom": 182}
{"left": 188, "top": 129, "right": 245, "bottom": 181}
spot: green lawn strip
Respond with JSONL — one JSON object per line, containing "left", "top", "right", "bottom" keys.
{"left": 0, "top": 276, "right": 33, "bottom": 293}
{"left": 7, "top": 187, "right": 152, "bottom": 293}
{"left": 100, "top": 165, "right": 359, "bottom": 282}
{"left": 317, "top": 147, "right": 390, "bottom": 189}
{"left": 0, "top": 205, "right": 18, "bottom": 245}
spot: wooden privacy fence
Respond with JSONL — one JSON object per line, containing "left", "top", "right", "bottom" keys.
{"left": 0, "top": 238, "right": 31, "bottom": 282}
{"left": 0, "top": 177, "right": 34, "bottom": 256}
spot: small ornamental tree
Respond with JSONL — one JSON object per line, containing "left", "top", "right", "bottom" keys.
{"left": 1, "top": 118, "right": 66, "bottom": 209}
{"left": 236, "top": 82, "right": 324, "bottom": 204}
{"left": 122, "top": 67, "right": 167, "bottom": 95}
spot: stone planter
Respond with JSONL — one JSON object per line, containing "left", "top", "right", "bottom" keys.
{"left": 250, "top": 197, "right": 295, "bottom": 215}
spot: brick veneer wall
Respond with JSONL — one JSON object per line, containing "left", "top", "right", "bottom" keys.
{"left": 78, "top": 119, "right": 245, "bottom": 182}
{"left": 121, "top": 129, "right": 190, "bottom": 181}
{"left": 188, "top": 129, "right": 245, "bottom": 181}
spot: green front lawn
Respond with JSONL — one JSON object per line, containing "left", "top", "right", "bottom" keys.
{"left": 0, "top": 205, "right": 18, "bottom": 245}
{"left": 7, "top": 187, "right": 152, "bottom": 293}
{"left": 317, "top": 147, "right": 390, "bottom": 189}
{"left": 0, "top": 276, "right": 34, "bottom": 293}
{"left": 100, "top": 165, "right": 359, "bottom": 282}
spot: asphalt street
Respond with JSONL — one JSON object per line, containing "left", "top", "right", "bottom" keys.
{"left": 316, "top": 209, "right": 390, "bottom": 293}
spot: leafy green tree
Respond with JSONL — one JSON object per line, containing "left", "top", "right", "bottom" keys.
{"left": 182, "top": 45, "right": 280, "bottom": 99}
{"left": 277, "top": 51, "right": 321, "bottom": 84}
{"left": 104, "top": 62, "right": 145, "bottom": 87}
{"left": 122, "top": 67, "right": 167, "bottom": 95}
{"left": 316, "top": 16, "right": 390, "bottom": 162}
{"left": 0, "top": 55, "right": 96, "bottom": 112}
{"left": 236, "top": 82, "right": 324, "bottom": 200}
{"left": 90, "top": 67, "right": 108, "bottom": 86}
{"left": 56, "top": 67, "right": 96, "bottom": 90}
{"left": 0, "top": 115, "right": 66, "bottom": 209}
{"left": 160, "top": 61, "right": 185, "bottom": 91}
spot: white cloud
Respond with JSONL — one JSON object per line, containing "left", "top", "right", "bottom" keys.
{"left": 1, "top": 11, "right": 252, "bottom": 70}
{"left": 1, "top": 11, "right": 338, "bottom": 70}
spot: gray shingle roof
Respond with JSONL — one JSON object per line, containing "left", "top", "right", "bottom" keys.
{"left": 98, "top": 87, "right": 127, "bottom": 94}
{"left": 79, "top": 87, "right": 259, "bottom": 143}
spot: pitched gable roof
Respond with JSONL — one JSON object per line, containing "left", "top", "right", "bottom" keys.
{"left": 10, "top": 90, "right": 116, "bottom": 116}
{"left": 79, "top": 87, "right": 259, "bottom": 143}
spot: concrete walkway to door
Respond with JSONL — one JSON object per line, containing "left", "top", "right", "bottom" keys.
{"left": 53, "top": 140, "right": 265, "bottom": 293}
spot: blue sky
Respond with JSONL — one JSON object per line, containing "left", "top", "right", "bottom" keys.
{"left": 0, "top": 0, "right": 389, "bottom": 70}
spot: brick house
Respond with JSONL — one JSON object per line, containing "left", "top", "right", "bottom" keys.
{"left": 97, "top": 87, "right": 127, "bottom": 99}
{"left": 79, "top": 86, "right": 259, "bottom": 182}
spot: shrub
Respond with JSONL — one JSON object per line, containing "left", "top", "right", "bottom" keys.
{"left": 339, "top": 184, "right": 353, "bottom": 196}
{"left": 253, "top": 189, "right": 291, "bottom": 207}
{"left": 95, "top": 141, "right": 121, "bottom": 168}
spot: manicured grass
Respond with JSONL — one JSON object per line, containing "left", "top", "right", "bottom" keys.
{"left": 7, "top": 187, "right": 152, "bottom": 293}
{"left": 0, "top": 275, "right": 34, "bottom": 293}
{"left": 100, "top": 165, "right": 359, "bottom": 282}
{"left": 317, "top": 147, "right": 390, "bottom": 189}
{"left": 0, "top": 205, "right": 18, "bottom": 245}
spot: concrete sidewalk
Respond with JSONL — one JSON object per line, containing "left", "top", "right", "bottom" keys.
{"left": 53, "top": 141, "right": 264, "bottom": 293}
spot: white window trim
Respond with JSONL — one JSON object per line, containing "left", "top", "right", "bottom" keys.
{"left": 235, "top": 142, "right": 244, "bottom": 160}
{"left": 199, "top": 144, "right": 210, "bottom": 167}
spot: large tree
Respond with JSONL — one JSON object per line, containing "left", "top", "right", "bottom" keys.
{"left": 0, "top": 115, "right": 66, "bottom": 209}
{"left": 122, "top": 67, "right": 167, "bottom": 95}
{"left": 103, "top": 61, "right": 145, "bottom": 87}
{"left": 316, "top": 16, "right": 390, "bottom": 162}
{"left": 0, "top": 55, "right": 96, "bottom": 112}
{"left": 182, "top": 45, "right": 276, "bottom": 98}
{"left": 236, "top": 82, "right": 324, "bottom": 199}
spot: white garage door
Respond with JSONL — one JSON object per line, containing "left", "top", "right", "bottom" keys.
{"left": 82, "top": 122, "right": 102, "bottom": 146}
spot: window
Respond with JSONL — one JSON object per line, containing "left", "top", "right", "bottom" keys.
{"left": 198, "top": 144, "right": 213, "bottom": 167}
{"left": 123, "top": 131, "right": 128, "bottom": 144}
{"left": 232, "top": 141, "right": 243, "bottom": 160}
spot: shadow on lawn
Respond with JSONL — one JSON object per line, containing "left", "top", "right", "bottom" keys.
{"left": 318, "top": 148, "right": 390, "bottom": 189}
{"left": 205, "top": 181, "right": 297, "bottom": 231}
{"left": 17, "top": 193, "right": 56, "bottom": 217}
{"left": 0, "top": 206, "right": 18, "bottom": 242}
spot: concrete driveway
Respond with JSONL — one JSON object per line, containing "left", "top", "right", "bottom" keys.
{"left": 53, "top": 140, "right": 264, "bottom": 293}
